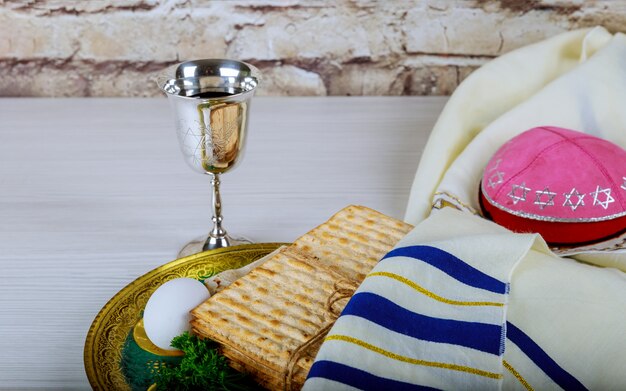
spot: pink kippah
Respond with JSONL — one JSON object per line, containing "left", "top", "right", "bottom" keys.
{"left": 480, "top": 126, "right": 626, "bottom": 244}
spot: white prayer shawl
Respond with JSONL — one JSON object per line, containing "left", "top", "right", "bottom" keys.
{"left": 304, "top": 27, "right": 626, "bottom": 390}
{"left": 304, "top": 209, "right": 626, "bottom": 390}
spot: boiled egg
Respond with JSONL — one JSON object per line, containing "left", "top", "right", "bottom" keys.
{"left": 143, "top": 277, "right": 210, "bottom": 351}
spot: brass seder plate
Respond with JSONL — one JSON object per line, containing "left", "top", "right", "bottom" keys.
{"left": 84, "top": 243, "right": 286, "bottom": 391}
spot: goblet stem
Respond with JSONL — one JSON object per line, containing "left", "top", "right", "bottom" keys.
{"left": 203, "top": 173, "right": 231, "bottom": 250}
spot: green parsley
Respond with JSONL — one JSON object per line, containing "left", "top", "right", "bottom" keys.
{"left": 154, "top": 332, "right": 258, "bottom": 391}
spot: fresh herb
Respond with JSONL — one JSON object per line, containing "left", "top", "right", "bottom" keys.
{"left": 154, "top": 332, "right": 258, "bottom": 391}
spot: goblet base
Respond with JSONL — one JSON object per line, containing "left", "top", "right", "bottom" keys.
{"left": 177, "top": 234, "right": 253, "bottom": 258}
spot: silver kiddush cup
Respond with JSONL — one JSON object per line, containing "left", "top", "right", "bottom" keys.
{"left": 157, "top": 59, "right": 260, "bottom": 256}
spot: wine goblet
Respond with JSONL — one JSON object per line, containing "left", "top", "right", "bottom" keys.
{"left": 157, "top": 59, "right": 260, "bottom": 257}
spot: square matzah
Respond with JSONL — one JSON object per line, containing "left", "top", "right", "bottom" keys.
{"left": 191, "top": 205, "right": 413, "bottom": 390}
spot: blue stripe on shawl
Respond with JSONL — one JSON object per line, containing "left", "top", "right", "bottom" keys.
{"left": 506, "top": 322, "right": 588, "bottom": 391}
{"left": 382, "top": 245, "right": 508, "bottom": 294}
{"left": 341, "top": 292, "right": 503, "bottom": 355}
{"left": 307, "top": 360, "right": 441, "bottom": 391}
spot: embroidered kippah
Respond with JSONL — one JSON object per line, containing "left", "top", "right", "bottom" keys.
{"left": 480, "top": 126, "right": 626, "bottom": 244}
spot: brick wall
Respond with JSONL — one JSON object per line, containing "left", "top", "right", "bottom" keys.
{"left": 1, "top": 0, "right": 624, "bottom": 97}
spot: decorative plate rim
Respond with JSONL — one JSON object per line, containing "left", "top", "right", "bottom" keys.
{"left": 83, "top": 242, "right": 287, "bottom": 391}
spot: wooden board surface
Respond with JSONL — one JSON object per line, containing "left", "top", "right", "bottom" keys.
{"left": 0, "top": 96, "right": 445, "bottom": 389}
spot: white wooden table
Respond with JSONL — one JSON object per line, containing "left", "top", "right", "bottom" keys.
{"left": 0, "top": 96, "right": 445, "bottom": 390}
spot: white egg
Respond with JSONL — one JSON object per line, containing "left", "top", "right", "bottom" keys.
{"left": 143, "top": 277, "right": 210, "bottom": 351}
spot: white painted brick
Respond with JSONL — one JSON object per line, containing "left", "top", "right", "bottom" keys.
{"left": 1, "top": 0, "right": 625, "bottom": 96}
{"left": 258, "top": 65, "right": 326, "bottom": 95}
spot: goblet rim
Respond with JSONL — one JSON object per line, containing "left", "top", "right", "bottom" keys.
{"left": 156, "top": 58, "right": 261, "bottom": 100}
{"left": 161, "top": 86, "right": 257, "bottom": 102}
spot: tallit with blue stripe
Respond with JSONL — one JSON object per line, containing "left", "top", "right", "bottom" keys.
{"left": 303, "top": 208, "right": 625, "bottom": 390}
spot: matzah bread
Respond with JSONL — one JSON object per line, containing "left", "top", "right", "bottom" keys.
{"left": 204, "top": 246, "right": 287, "bottom": 295}
{"left": 191, "top": 205, "right": 413, "bottom": 390}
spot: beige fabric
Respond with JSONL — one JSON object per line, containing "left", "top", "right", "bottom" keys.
{"left": 397, "top": 27, "right": 626, "bottom": 389}
{"left": 405, "top": 27, "right": 611, "bottom": 223}
{"left": 423, "top": 209, "right": 626, "bottom": 389}
{"left": 405, "top": 26, "right": 626, "bottom": 269}
{"left": 507, "top": 241, "right": 626, "bottom": 390}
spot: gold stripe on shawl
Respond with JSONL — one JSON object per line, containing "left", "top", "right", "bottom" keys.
{"left": 325, "top": 334, "right": 503, "bottom": 380}
{"left": 367, "top": 271, "right": 504, "bottom": 307}
{"left": 503, "top": 360, "right": 534, "bottom": 391}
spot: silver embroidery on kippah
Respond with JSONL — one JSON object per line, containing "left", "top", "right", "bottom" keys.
{"left": 562, "top": 188, "right": 585, "bottom": 211}
{"left": 534, "top": 187, "right": 557, "bottom": 209}
{"left": 489, "top": 158, "right": 502, "bottom": 171}
{"left": 487, "top": 171, "right": 504, "bottom": 189}
{"left": 482, "top": 187, "right": 626, "bottom": 222}
{"left": 508, "top": 182, "right": 530, "bottom": 205}
{"left": 590, "top": 186, "right": 614, "bottom": 210}
{"left": 621, "top": 177, "right": 626, "bottom": 191}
